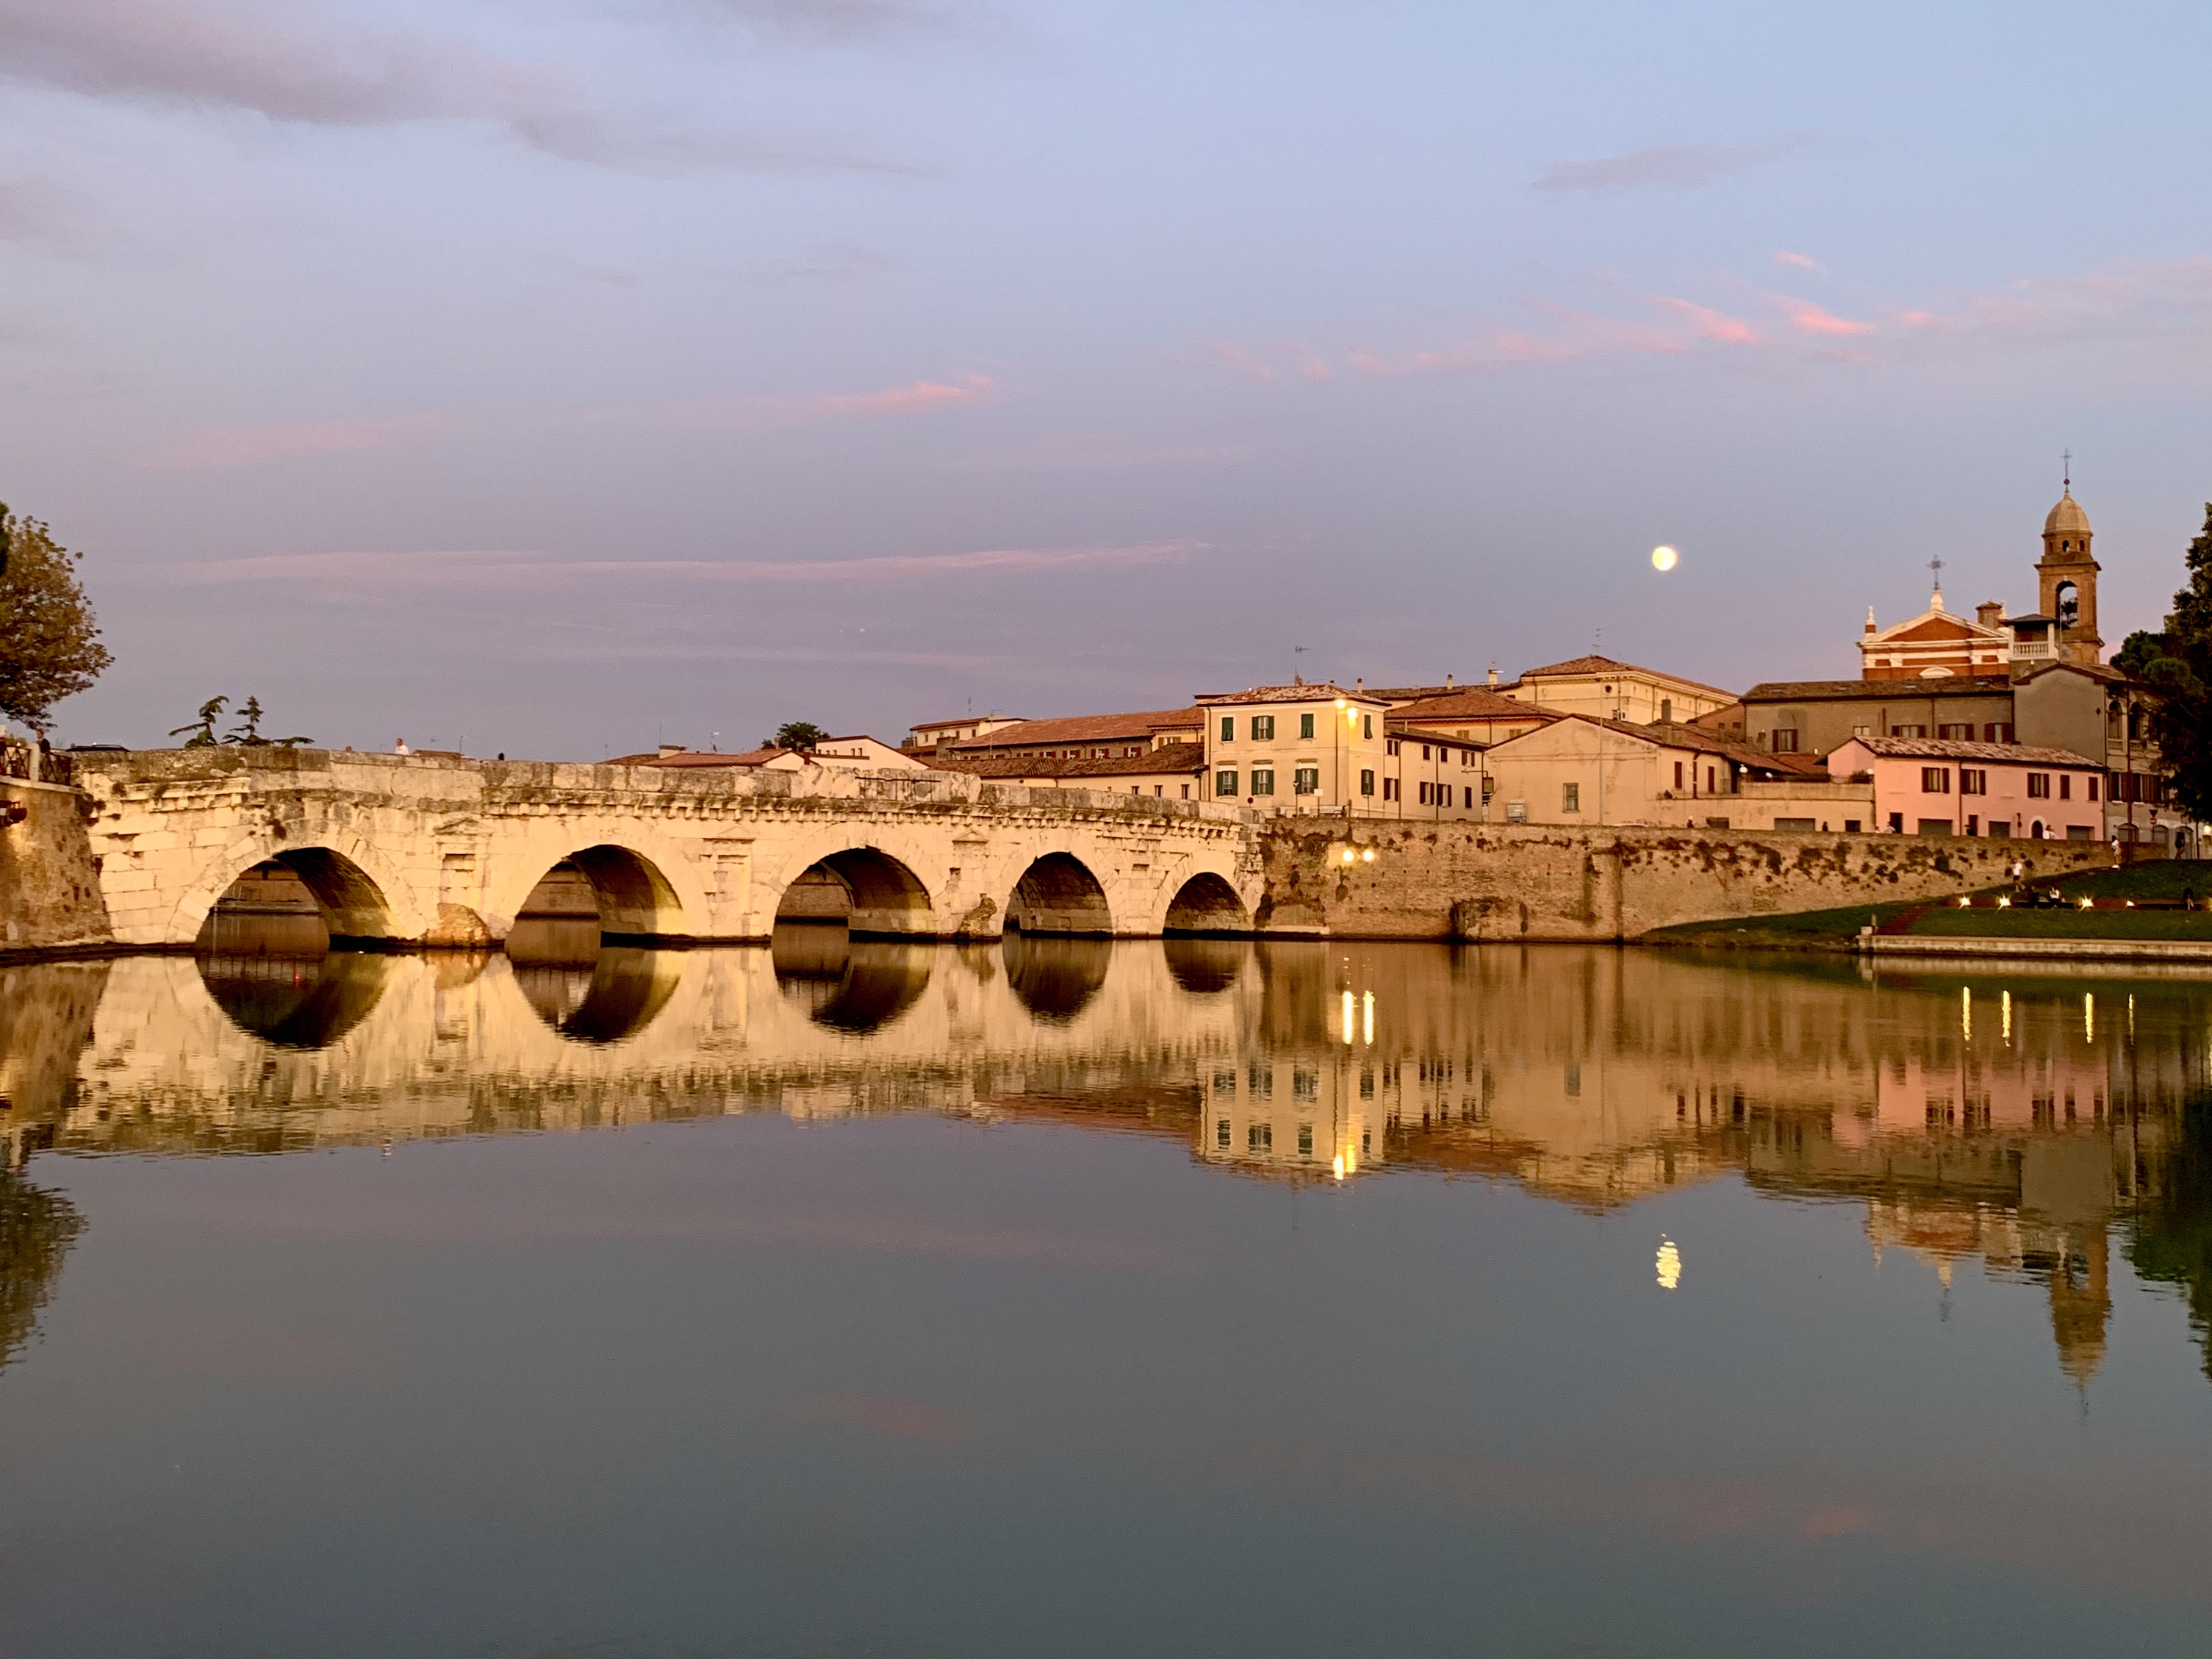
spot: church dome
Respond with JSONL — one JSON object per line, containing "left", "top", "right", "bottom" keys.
{"left": 2044, "top": 490, "right": 2091, "bottom": 537}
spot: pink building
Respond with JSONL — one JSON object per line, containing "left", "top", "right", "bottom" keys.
{"left": 1828, "top": 736, "right": 2103, "bottom": 839}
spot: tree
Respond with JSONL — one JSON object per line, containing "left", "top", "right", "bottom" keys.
{"left": 2136, "top": 504, "right": 2212, "bottom": 823}
{"left": 0, "top": 506, "right": 112, "bottom": 732}
{"left": 223, "top": 696, "right": 311, "bottom": 748}
{"left": 170, "top": 697, "right": 226, "bottom": 748}
{"left": 768, "top": 721, "right": 828, "bottom": 751}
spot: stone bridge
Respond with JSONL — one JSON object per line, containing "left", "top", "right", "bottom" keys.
{"left": 71, "top": 750, "right": 1263, "bottom": 949}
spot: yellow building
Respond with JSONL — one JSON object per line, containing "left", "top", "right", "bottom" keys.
{"left": 1196, "top": 683, "right": 1484, "bottom": 817}
{"left": 1501, "top": 653, "right": 1737, "bottom": 724}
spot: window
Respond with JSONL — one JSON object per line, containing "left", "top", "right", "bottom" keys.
{"left": 1464, "top": 786, "right": 1475, "bottom": 809}
{"left": 1984, "top": 723, "right": 2014, "bottom": 743}
{"left": 1387, "top": 739, "right": 1400, "bottom": 756}
{"left": 2088, "top": 775, "right": 2098, "bottom": 800}
{"left": 1299, "top": 712, "right": 1315, "bottom": 739}
{"left": 1772, "top": 729, "right": 1800, "bottom": 753}
{"left": 1293, "top": 765, "right": 1319, "bottom": 795}
{"left": 1297, "top": 1125, "right": 1313, "bottom": 1156}
{"left": 1360, "top": 768, "right": 1375, "bottom": 797}
{"left": 2059, "top": 775, "right": 2071, "bottom": 800}
{"left": 1960, "top": 769, "right": 1986, "bottom": 795}
{"left": 1252, "top": 767, "right": 1275, "bottom": 795}
{"left": 1939, "top": 723, "right": 1973, "bottom": 739}
{"left": 1563, "top": 782, "right": 1581, "bottom": 813}
{"left": 1852, "top": 724, "right": 1872, "bottom": 737}
{"left": 1418, "top": 782, "right": 1430, "bottom": 805}
{"left": 1421, "top": 744, "right": 1432, "bottom": 760}
{"left": 1921, "top": 767, "right": 1949, "bottom": 793}
{"left": 1220, "top": 716, "right": 1234, "bottom": 742}
{"left": 2028, "top": 773, "right": 2051, "bottom": 798}
{"left": 1252, "top": 715, "right": 1274, "bottom": 740}
{"left": 1217, "top": 1120, "right": 1230, "bottom": 1147}
{"left": 1892, "top": 724, "right": 1927, "bottom": 738}
{"left": 1383, "top": 778, "right": 1398, "bottom": 800}
{"left": 1673, "top": 762, "right": 1683, "bottom": 791}
{"left": 1965, "top": 814, "right": 1978, "bottom": 836}
{"left": 1362, "top": 714, "right": 1373, "bottom": 739}
{"left": 1180, "top": 784, "right": 1190, "bottom": 799}
{"left": 1775, "top": 817, "right": 1817, "bottom": 831}
{"left": 1706, "top": 767, "right": 1716, "bottom": 792}
{"left": 1215, "top": 769, "right": 1238, "bottom": 797}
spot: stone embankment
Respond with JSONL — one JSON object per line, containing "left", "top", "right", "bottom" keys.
{"left": 1252, "top": 820, "right": 2112, "bottom": 942}
{"left": 0, "top": 778, "right": 112, "bottom": 958}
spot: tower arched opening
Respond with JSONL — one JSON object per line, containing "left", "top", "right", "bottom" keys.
{"left": 1005, "top": 853, "right": 1112, "bottom": 936}
{"left": 194, "top": 847, "right": 399, "bottom": 955}
{"left": 1163, "top": 871, "right": 1251, "bottom": 936}
{"left": 772, "top": 931, "right": 933, "bottom": 1034}
{"left": 772, "top": 848, "right": 937, "bottom": 939}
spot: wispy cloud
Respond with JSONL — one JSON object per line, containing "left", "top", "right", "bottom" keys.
{"left": 1652, "top": 296, "right": 1760, "bottom": 345}
{"left": 719, "top": 243, "right": 895, "bottom": 284}
{"left": 148, "top": 412, "right": 459, "bottom": 469}
{"left": 1533, "top": 138, "right": 1809, "bottom": 194}
{"left": 0, "top": 0, "right": 905, "bottom": 173}
{"left": 1773, "top": 295, "right": 1876, "bottom": 337}
{"left": 171, "top": 540, "right": 1201, "bottom": 588}
{"left": 658, "top": 372, "right": 994, "bottom": 431}
{"left": 1773, "top": 248, "right": 1825, "bottom": 272}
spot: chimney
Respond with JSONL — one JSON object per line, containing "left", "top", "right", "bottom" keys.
{"left": 1976, "top": 600, "right": 2006, "bottom": 628}
{"left": 1487, "top": 664, "right": 1499, "bottom": 687}
{"left": 659, "top": 743, "right": 686, "bottom": 758}
{"left": 1354, "top": 677, "right": 1364, "bottom": 693}
{"left": 1445, "top": 672, "right": 1454, "bottom": 689}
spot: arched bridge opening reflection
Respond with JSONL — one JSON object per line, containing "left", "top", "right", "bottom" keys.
{"left": 772, "top": 927, "right": 933, "bottom": 1034}
{"left": 509, "top": 937, "right": 687, "bottom": 1047}
{"left": 1003, "top": 933, "right": 1110, "bottom": 1022}
{"left": 198, "top": 951, "right": 395, "bottom": 1049}
{"left": 1163, "top": 937, "right": 1247, "bottom": 995}
{"left": 1163, "top": 870, "right": 1250, "bottom": 936}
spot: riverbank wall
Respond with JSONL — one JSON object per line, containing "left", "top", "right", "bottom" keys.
{"left": 1254, "top": 821, "right": 2112, "bottom": 942}
{"left": 0, "top": 778, "right": 115, "bottom": 959}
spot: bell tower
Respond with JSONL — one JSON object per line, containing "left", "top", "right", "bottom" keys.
{"left": 2037, "top": 469, "right": 2101, "bottom": 667}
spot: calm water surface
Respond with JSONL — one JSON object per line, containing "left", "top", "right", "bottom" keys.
{"left": 4, "top": 932, "right": 2212, "bottom": 1655}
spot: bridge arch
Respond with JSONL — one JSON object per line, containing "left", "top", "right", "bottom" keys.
{"left": 176, "top": 839, "right": 431, "bottom": 948}
{"left": 766, "top": 843, "right": 941, "bottom": 939}
{"left": 498, "top": 843, "right": 692, "bottom": 945}
{"left": 1163, "top": 870, "right": 1252, "bottom": 934}
{"left": 1005, "top": 852, "right": 1113, "bottom": 935}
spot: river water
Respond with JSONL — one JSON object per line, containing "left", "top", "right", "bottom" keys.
{"left": 4, "top": 933, "right": 2212, "bottom": 1655}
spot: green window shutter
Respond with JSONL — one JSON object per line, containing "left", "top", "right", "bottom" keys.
{"left": 1299, "top": 712, "right": 1315, "bottom": 739}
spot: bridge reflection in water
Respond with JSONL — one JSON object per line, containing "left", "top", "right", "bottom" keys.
{"left": 4, "top": 936, "right": 2212, "bottom": 1389}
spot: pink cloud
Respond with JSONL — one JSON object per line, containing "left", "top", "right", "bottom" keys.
{"left": 661, "top": 372, "right": 994, "bottom": 432}
{"left": 1653, "top": 295, "right": 1760, "bottom": 345}
{"left": 1206, "top": 340, "right": 1278, "bottom": 383}
{"left": 1773, "top": 249, "right": 1825, "bottom": 271}
{"left": 149, "top": 412, "right": 458, "bottom": 470}
{"left": 1775, "top": 295, "right": 1877, "bottom": 337}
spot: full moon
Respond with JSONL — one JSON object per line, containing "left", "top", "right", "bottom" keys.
{"left": 1651, "top": 545, "right": 1679, "bottom": 572}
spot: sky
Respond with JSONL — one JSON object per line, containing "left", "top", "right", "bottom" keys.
{"left": 8, "top": 0, "right": 2212, "bottom": 756}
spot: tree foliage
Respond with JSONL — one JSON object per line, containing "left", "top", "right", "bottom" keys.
{"left": 768, "top": 721, "right": 828, "bottom": 751}
{"left": 2134, "top": 504, "right": 2212, "bottom": 823}
{"left": 0, "top": 506, "right": 112, "bottom": 731}
{"left": 171, "top": 694, "right": 311, "bottom": 748}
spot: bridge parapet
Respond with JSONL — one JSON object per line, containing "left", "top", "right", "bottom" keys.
{"left": 71, "top": 748, "right": 1260, "bottom": 949}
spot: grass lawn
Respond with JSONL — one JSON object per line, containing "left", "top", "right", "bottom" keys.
{"left": 1903, "top": 906, "right": 2212, "bottom": 941}
{"left": 2050, "top": 861, "right": 2212, "bottom": 902}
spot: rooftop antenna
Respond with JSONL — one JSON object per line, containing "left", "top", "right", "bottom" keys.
{"left": 1293, "top": 644, "right": 1309, "bottom": 684}
{"left": 1929, "top": 554, "right": 1945, "bottom": 609}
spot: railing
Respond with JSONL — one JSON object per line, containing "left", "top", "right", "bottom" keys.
{"left": 0, "top": 741, "right": 73, "bottom": 786}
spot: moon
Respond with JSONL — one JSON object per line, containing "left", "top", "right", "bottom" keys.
{"left": 1651, "top": 545, "right": 1679, "bottom": 573}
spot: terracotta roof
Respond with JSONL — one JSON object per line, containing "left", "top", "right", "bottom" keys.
{"left": 1744, "top": 677, "right": 2014, "bottom": 702}
{"left": 1390, "top": 689, "right": 1559, "bottom": 723}
{"left": 1516, "top": 653, "right": 1737, "bottom": 699}
{"left": 607, "top": 747, "right": 783, "bottom": 767}
{"left": 1363, "top": 682, "right": 1498, "bottom": 702}
{"left": 1838, "top": 736, "right": 2099, "bottom": 767}
{"left": 1193, "top": 683, "right": 1376, "bottom": 706}
{"left": 948, "top": 707, "right": 1202, "bottom": 750}
{"left": 933, "top": 742, "right": 1207, "bottom": 781}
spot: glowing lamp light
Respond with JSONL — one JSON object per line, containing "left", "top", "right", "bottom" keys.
{"left": 2079, "top": 897, "right": 2094, "bottom": 909}
{"left": 1997, "top": 895, "right": 2011, "bottom": 909}
{"left": 1341, "top": 849, "right": 1356, "bottom": 864}
{"left": 1361, "top": 848, "right": 1375, "bottom": 862}
{"left": 1651, "top": 545, "right": 1679, "bottom": 573}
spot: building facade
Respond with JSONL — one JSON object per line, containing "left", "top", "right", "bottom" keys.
{"left": 1828, "top": 737, "right": 2104, "bottom": 839}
